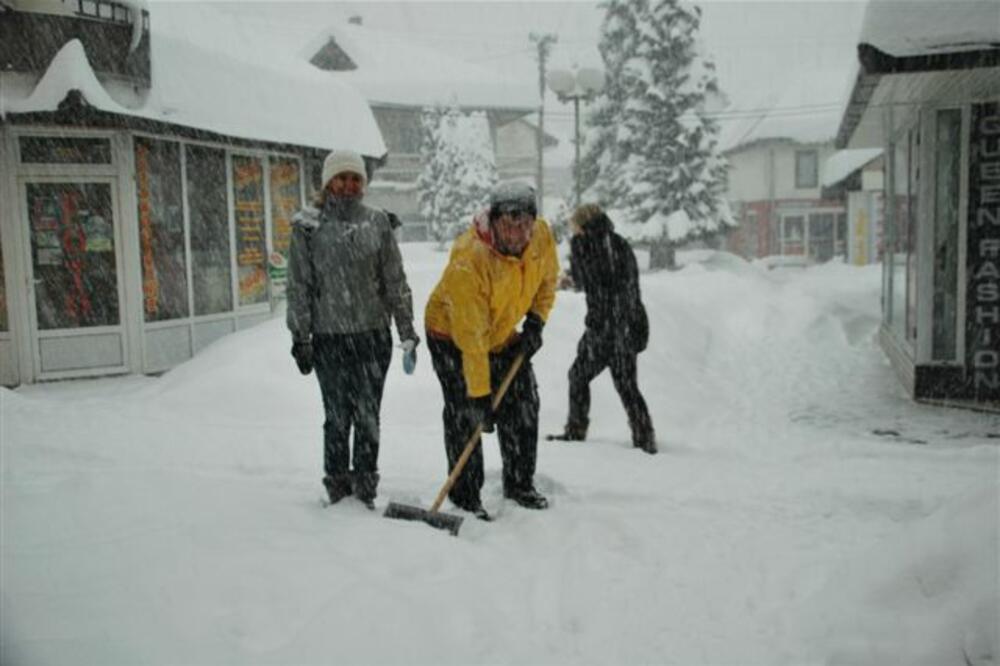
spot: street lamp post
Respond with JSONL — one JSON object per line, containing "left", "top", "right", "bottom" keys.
{"left": 547, "top": 67, "right": 605, "bottom": 207}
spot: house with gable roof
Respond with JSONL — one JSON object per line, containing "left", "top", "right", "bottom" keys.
{"left": 719, "top": 68, "right": 853, "bottom": 262}
{"left": 0, "top": 1, "right": 385, "bottom": 385}
{"left": 297, "top": 15, "right": 547, "bottom": 239}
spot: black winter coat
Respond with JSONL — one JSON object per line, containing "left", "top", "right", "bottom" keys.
{"left": 569, "top": 216, "right": 649, "bottom": 354}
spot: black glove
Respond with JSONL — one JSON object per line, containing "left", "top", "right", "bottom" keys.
{"left": 631, "top": 305, "right": 649, "bottom": 353}
{"left": 291, "top": 341, "right": 314, "bottom": 375}
{"left": 518, "top": 312, "right": 544, "bottom": 358}
{"left": 469, "top": 395, "right": 495, "bottom": 434}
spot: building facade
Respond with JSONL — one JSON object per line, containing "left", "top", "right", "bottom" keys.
{"left": 304, "top": 21, "right": 547, "bottom": 240}
{"left": 724, "top": 139, "right": 848, "bottom": 262}
{"left": 0, "top": 2, "right": 385, "bottom": 386}
{"left": 836, "top": 0, "right": 1000, "bottom": 405}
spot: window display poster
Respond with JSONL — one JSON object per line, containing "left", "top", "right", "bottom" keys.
{"left": 270, "top": 158, "right": 300, "bottom": 257}
{"left": 968, "top": 101, "right": 1000, "bottom": 398}
{"left": 136, "top": 140, "right": 160, "bottom": 317}
{"left": 233, "top": 156, "right": 268, "bottom": 306}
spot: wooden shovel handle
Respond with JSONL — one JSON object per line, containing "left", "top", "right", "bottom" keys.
{"left": 429, "top": 353, "right": 526, "bottom": 513}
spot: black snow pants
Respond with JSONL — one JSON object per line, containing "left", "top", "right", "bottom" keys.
{"left": 567, "top": 328, "right": 654, "bottom": 444}
{"left": 313, "top": 328, "right": 392, "bottom": 494}
{"left": 428, "top": 336, "right": 540, "bottom": 509}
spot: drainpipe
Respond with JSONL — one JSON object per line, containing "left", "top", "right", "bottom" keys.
{"left": 768, "top": 146, "right": 776, "bottom": 255}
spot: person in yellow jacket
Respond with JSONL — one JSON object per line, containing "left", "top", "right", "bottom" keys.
{"left": 425, "top": 182, "right": 559, "bottom": 520}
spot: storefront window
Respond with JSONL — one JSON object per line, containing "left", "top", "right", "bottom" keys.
{"left": 270, "top": 157, "right": 301, "bottom": 258}
{"left": 807, "top": 213, "right": 834, "bottom": 261}
{"left": 932, "top": 109, "right": 961, "bottom": 361}
{"left": 906, "top": 128, "right": 920, "bottom": 344}
{"left": 19, "top": 136, "right": 112, "bottom": 165}
{"left": 0, "top": 227, "right": 7, "bottom": 331}
{"left": 135, "top": 137, "right": 189, "bottom": 322}
{"left": 835, "top": 212, "right": 847, "bottom": 257}
{"left": 781, "top": 215, "right": 804, "bottom": 255}
{"left": 26, "top": 182, "right": 119, "bottom": 329}
{"left": 232, "top": 155, "right": 268, "bottom": 307}
{"left": 186, "top": 145, "right": 232, "bottom": 316}
{"left": 889, "top": 134, "right": 911, "bottom": 338}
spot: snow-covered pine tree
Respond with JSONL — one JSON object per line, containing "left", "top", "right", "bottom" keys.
{"left": 416, "top": 103, "right": 498, "bottom": 247}
{"left": 580, "top": 0, "right": 732, "bottom": 269}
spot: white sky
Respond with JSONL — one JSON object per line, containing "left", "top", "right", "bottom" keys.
{"left": 227, "top": 0, "right": 867, "bottom": 165}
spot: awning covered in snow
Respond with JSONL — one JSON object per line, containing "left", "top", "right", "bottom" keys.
{"left": 822, "top": 148, "right": 883, "bottom": 188}
{"left": 835, "top": 0, "right": 1000, "bottom": 149}
{"left": 2, "top": 3, "right": 386, "bottom": 157}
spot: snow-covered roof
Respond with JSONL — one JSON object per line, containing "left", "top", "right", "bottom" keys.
{"left": 860, "top": 0, "right": 1000, "bottom": 58}
{"left": 2, "top": 2, "right": 385, "bottom": 156}
{"left": 719, "top": 67, "right": 856, "bottom": 153}
{"left": 293, "top": 22, "right": 539, "bottom": 111}
{"left": 822, "top": 148, "right": 882, "bottom": 188}
{"left": 155, "top": 5, "right": 538, "bottom": 113}
{"left": 836, "top": 0, "right": 999, "bottom": 149}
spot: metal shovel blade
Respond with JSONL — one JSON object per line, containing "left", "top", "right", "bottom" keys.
{"left": 383, "top": 501, "right": 464, "bottom": 536}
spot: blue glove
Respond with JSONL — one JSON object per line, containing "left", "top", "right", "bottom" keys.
{"left": 400, "top": 337, "right": 419, "bottom": 375}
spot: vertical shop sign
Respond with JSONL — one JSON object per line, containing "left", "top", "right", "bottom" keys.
{"left": 233, "top": 157, "right": 267, "bottom": 305}
{"left": 968, "top": 102, "right": 1000, "bottom": 398}
{"left": 135, "top": 141, "right": 159, "bottom": 316}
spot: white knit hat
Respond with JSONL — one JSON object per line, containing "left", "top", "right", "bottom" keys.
{"left": 321, "top": 150, "right": 367, "bottom": 189}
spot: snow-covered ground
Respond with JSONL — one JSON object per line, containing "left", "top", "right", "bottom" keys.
{"left": 2, "top": 243, "right": 997, "bottom": 665}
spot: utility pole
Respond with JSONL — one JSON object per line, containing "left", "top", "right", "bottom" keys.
{"left": 530, "top": 32, "right": 557, "bottom": 210}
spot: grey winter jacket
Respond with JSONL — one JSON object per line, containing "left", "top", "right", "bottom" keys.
{"left": 286, "top": 198, "right": 416, "bottom": 343}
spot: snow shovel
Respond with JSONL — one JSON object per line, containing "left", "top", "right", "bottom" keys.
{"left": 383, "top": 352, "right": 526, "bottom": 536}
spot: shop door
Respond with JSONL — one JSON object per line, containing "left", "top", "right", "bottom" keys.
{"left": 20, "top": 178, "right": 129, "bottom": 378}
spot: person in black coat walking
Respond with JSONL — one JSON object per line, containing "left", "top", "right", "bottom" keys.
{"left": 557, "top": 204, "right": 656, "bottom": 453}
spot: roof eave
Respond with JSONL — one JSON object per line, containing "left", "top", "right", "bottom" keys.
{"left": 835, "top": 43, "right": 1000, "bottom": 148}
{"left": 4, "top": 92, "right": 388, "bottom": 161}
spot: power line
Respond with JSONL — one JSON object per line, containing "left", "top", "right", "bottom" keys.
{"left": 543, "top": 101, "right": 845, "bottom": 122}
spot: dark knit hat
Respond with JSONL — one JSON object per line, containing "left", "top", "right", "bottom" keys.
{"left": 489, "top": 181, "right": 537, "bottom": 221}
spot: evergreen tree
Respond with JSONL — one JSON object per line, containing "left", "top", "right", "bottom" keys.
{"left": 416, "top": 103, "right": 498, "bottom": 247}
{"left": 580, "top": 0, "right": 732, "bottom": 268}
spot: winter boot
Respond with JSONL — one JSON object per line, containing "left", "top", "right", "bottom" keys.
{"left": 352, "top": 472, "right": 380, "bottom": 510}
{"left": 504, "top": 485, "right": 549, "bottom": 510}
{"left": 322, "top": 474, "right": 353, "bottom": 505}
{"left": 633, "top": 430, "right": 657, "bottom": 455}
{"left": 562, "top": 421, "right": 588, "bottom": 441}
{"left": 452, "top": 497, "right": 491, "bottom": 521}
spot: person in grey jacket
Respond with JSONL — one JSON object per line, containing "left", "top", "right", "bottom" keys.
{"left": 286, "top": 149, "right": 418, "bottom": 509}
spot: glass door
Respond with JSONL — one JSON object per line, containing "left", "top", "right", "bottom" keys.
{"left": 21, "top": 178, "right": 128, "bottom": 377}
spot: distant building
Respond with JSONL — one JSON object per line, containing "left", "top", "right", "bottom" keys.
{"left": 301, "top": 18, "right": 553, "bottom": 240}
{"left": 835, "top": 0, "right": 1000, "bottom": 406}
{"left": 820, "top": 149, "right": 884, "bottom": 266}
{"left": 719, "top": 70, "right": 852, "bottom": 262}
{"left": 0, "top": 2, "right": 385, "bottom": 385}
